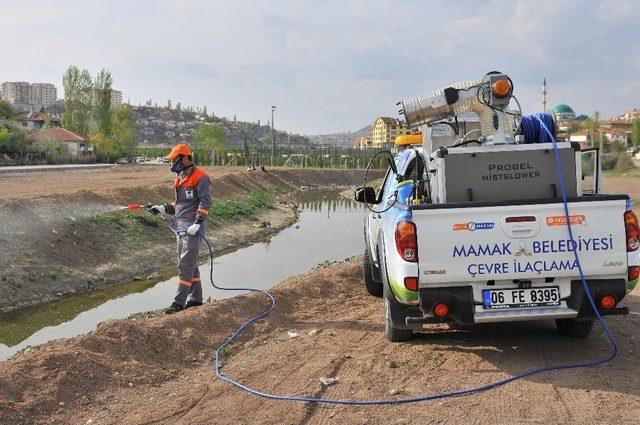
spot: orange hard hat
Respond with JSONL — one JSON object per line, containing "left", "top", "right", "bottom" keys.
{"left": 165, "top": 143, "right": 193, "bottom": 160}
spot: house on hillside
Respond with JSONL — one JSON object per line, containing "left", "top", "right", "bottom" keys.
{"left": 352, "top": 136, "right": 373, "bottom": 150}
{"left": 22, "top": 112, "right": 61, "bottom": 130}
{"left": 33, "top": 127, "right": 91, "bottom": 156}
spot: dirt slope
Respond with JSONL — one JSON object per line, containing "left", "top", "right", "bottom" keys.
{"left": 0, "top": 166, "right": 373, "bottom": 312}
{"left": 1, "top": 258, "right": 639, "bottom": 425}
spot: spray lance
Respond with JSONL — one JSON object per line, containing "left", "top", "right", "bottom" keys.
{"left": 121, "top": 203, "right": 188, "bottom": 236}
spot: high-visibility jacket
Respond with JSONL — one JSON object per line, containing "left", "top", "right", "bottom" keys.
{"left": 165, "top": 166, "right": 211, "bottom": 224}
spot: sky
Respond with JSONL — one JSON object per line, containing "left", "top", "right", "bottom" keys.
{"left": 1, "top": 0, "right": 638, "bottom": 134}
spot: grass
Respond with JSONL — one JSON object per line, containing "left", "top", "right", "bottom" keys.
{"left": 270, "top": 185, "right": 287, "bottom": 194}
{"left": 88, "top": 213, "right": 121, "bottom": 225}
{"left": 86, "top": 190, "right": 275, "bottom": 231}
{"left": 210, "top": 190, "right": 275, "bottom": 220}
{"left": 124, "top": 211, "right": 161, "bottom": 227}
{"left": 49, "top": 271, "right": 58, "bottom": 280}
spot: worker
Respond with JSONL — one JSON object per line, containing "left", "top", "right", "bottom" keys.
{"left": 147, "top": 144, "right": 212, "bottom": 314}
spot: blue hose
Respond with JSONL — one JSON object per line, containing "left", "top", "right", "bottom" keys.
{"left": 521, "top": 113, "right": 556, "bottom": 144}
{"left": 161, "top": 129, "right": 618, "bottom": 404}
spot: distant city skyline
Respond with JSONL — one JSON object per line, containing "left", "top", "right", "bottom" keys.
{"left": 2, "top": 0, "right": 638, "bottom": 134}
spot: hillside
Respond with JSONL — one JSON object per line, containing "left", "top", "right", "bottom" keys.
{"left": 307, "top": 124, "right": 372, "bottom": 147}
{"left": 130, "top": 106, "right": 309, "bottom": 148}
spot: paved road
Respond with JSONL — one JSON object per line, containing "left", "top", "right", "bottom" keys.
{"left": 0, "top": 163, "right": 113, "bottom": 175}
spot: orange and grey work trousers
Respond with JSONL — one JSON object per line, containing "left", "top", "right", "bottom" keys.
{"left": 174, "top": 231, "right": 203, "bottom": 306}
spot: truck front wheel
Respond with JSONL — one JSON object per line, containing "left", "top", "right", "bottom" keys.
{"left": 555, "top": 318, "right": 594, "bottom": 338}
{"left": 363, "top": 247, "right": 383, "bottom": 297}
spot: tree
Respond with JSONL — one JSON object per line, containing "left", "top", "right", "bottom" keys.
{"left": 62, "top": 65, "right": 93, "bottom": 136}
{"left": 0, "top": 100, "right": 14, "bottom": 119}
{"left": 203, "top": 105, "right": 207, "bottom": 117}
{"left": 167, "top": 99, "right": 172, "bottom": 109}
{"left": 112, "top": 106, "right": 136, "bottom": 156}
{"left": 33, "top": 134, "right": 66, "bottom": 160}
{"left": 0, "top": 127, "right": 12, "bottom": 152}
{"left": 631, "top": 116, "right": 640, "bottom": 148}
{"left": 93, "top": 68, "right": 113, "bottom": 136}
{"left": 176, "top": 102, "right": 181, "bottom": 112}
{"left": 91, "top": 105, "right": 136, "bottom": 161}
{"left": 193, "top": 123, "right": 226, "bottom": 165}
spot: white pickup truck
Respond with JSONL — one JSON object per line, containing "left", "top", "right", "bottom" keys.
{"left": 355, "top": 72, "right": 639, "bottom": 342}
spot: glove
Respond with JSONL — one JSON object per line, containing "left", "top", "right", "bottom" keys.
{"left": 147, "top": 204, "right": 166, "bottom": 215}
{"left": 186, "top": 223, "right": 201, "bottom": 236}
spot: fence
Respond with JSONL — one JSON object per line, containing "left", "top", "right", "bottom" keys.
{"left": 134, "top": 144, "right": 393, "bottom": 170}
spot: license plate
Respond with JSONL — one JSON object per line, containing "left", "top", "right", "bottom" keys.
{"left": 482, "top": 286, "right": 560, "bottom": 309}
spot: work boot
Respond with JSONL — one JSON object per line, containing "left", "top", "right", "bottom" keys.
{"left": 164, "top": 302, "right": 184, "bottom": 314}
{"left": 185, "top": 300, "right": 203, "bottom": 309}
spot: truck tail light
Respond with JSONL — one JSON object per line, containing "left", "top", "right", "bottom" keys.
{"left": 433, "top": 303, "right": 449, "bottom": 317}
{"left": 629, "top": 266, "right": 640, "bottom": 282}
{"left": 505, "top": 215, "right": 536, "bottom": 223}
{"left": 599, "top": 295, "right": 617, "bottom": 310}
{"left": 395, "top": 221, "right": 418, "bottom": 262}
{"left": 624, "top": 210, "right": 639, "bottom": 252}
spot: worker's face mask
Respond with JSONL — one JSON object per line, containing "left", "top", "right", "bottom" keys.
{"left": 170, "top": 156, "right": 185, "bottom": 174}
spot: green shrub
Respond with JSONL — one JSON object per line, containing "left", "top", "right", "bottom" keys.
{"left": 210, "top": 191, "right": 274, "bottom": 220}
{"left": 247, "top": 190, "right": 274, "bottom": 210}
{"left": 616, "top": 153, "right": 635, "bottom": 172}
{"left": 602, "top": 152, "right": 637, "bottom": 172}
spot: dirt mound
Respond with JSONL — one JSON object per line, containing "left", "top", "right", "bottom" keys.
{"left": 0, "top": 259, "right": 360, "bottom": 423}
{"left": 2, "top": 258, "right": 640, "bottom": 424}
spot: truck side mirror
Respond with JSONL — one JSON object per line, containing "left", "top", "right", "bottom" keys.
{"left": 354, "top": 186, "right": 378, "bottom": 204}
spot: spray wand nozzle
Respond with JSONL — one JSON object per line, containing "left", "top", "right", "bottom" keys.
{"left": 124, "top": 203, "right": 153, "bottom": 211}
{"left": 122, "top": 203, "right": 186, "bottom": 236}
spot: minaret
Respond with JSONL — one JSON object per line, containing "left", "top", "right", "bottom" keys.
{"left": 542, "top": 78, "right": 547, "bottom": 113}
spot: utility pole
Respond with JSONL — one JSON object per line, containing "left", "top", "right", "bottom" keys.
{"left": 542, "top": 78, "right": 547, "bottom": 113}
{"left": 271, "top": 105, "right": 276, "bottom": 167}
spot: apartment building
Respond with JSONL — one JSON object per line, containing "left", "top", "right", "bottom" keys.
{"left": 111, "top": 89, "right": 122, "bottom": 109}
{"left": 371, "top": 116, "right": 412, "bottom": 148}
{"left": 29, "top": 83, "right": 57, "bottom": 107}
{"left": 1, "top": 81, "right": 30, "bottom": 105}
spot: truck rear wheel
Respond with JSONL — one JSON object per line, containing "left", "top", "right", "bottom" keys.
{"left": 363, "top": 247, "right": 383, "bottom": 298}
{"left": 555, "top": 318, "right": 594, "bottom": 338}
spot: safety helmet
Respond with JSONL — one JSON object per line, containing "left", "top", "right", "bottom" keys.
{"left": 165, "top": 143, "right": 193, "bottom": 160}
